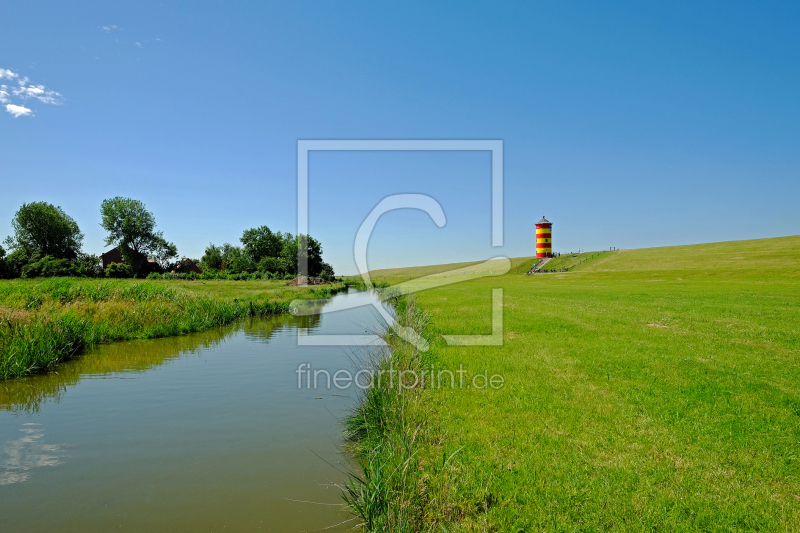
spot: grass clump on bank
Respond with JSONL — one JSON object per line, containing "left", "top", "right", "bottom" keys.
{"left": 343, "top": 294, "right": 435, "bottom": 530}
{"left": 343, "top": 295, "right": 490, "bottom": 531}
{"left": 0, "top": 277, "right": 346, "bottom": 380}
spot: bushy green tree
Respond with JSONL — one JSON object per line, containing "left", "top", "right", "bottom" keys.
{"left": 3, "top": 202, "right": 83, "bottom": 259}
{"left": 100, "top": 197, "right": 177, "bottom": 274}
{"left": 222, "top": 243, "right": 256, "bottom": 273}
{"left": 151, "top": 237, "right": 179, "bottom": 271}
{"left": 240, "top": 226, "right": 284, "bottom": 263}
{"left": 203, "top": 227, "right": 333, "bottom": 279}
{"left": 279, "top": 234, "right": 325, "bottom": 276}
{"left": 201, "top": 244, "right": 224, "bottom": 270}
{"left": 200, "top": 242, "right": 257, "bottom": 274}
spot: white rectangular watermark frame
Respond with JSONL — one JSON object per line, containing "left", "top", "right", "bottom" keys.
{"left": 295, "top": 139, "right": 505, "bottom": 349}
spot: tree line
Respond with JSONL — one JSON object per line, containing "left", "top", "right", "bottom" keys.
{"left": 200, "top": 227, "right": 333, "bottom": 280}
{"left": 0, "top": 198, "right": 334, "bottom": 280}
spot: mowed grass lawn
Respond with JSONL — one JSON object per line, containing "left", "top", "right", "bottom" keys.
{"left": 377, "top": 236, "right": 800, "bottom": 531}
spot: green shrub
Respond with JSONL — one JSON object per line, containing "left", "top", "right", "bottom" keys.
{"left": 227, "top": 252, "right": 256, "bottom": 274}
{"left": 257, "top": 256, "right": 282, "bottom": 274}
{"left": 105, "top": 262, "right": 133, "bottom": 278}
{"left": 75, "top": 253, "right": 103, "bottom": 277}
{"left": 0, "top": 245, "right": 8, "bottom": 279}
{"left": 199, "top": 268, "right": 220, "bottom": 280}
{"left": 21, "top": 255, "right": 80, "bottom": 278}
{"left": 320, "top": 262, "right": 335, "bottom": 281}
{"left": 2, "top": 249, "right": 33, "bottom": 279}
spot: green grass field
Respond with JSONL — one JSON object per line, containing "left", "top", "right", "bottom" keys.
{"left": 367, "top": 236, "right": 800, "bottom": 531}
{"left": 368, "top": 256, "right": 537, "bottom": 280}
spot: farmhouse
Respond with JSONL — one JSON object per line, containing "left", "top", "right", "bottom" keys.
{"left": 100, "top": 247, "right": 123, "bottom": 269}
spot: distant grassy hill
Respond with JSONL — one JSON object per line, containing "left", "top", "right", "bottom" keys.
{"left": 369, "top": 256, "right": 536, "bottom": 279}
{"left": 369, "top": 235, "right": 800, "bottom": 280}
{"left": 580, "top": 235, "right": 800, "bottom": 273}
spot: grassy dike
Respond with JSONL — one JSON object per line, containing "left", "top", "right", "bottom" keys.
{"left": 0, "top": 277, "right": 346, "bottom": 380}
{"left": 356, "top": 236, "right": 800, "bottom": 532}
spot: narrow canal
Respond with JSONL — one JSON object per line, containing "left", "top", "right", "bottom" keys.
{"left": 0, "top": 289, "right": 389, "bottom": 532}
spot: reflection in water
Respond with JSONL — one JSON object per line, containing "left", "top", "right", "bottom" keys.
{"left": 0, "top": 313, "right": 322, "bottom": 413}
{"left": 1, "top": 423, "right": 61, "bottom": 485}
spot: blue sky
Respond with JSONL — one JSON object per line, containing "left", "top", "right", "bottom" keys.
{"left": 1, "top": 1, "right": 798, "bottom": 274}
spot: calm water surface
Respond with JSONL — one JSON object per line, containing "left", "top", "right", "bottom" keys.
{"left": 0, "top": 290, "right": 388, "bottom": 532}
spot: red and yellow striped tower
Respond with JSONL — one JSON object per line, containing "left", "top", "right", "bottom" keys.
{"left": 536, "top": 216, "right": 553, "bottom": 258}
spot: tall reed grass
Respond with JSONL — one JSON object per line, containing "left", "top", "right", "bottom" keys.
{"left": 0, "top": 278, "right": 341, "bottom": 380}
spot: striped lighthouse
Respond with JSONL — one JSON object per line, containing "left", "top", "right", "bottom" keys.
{"left": 536, "top": 216, "right": 553, "bottom": 258}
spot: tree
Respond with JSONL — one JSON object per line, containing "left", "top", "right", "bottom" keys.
{"left": 201, "top": 243, "right": 224, "bottom": 271}
{"left": 3, "top": 202, "right": 83, "bottom": 259}
{"left": 279, "top": 234, "right": 324, "bottom": 276}
{"left": 257, "top": 256, "right": 283, "bottom": 275}
{"left": 151, "top": 237, "right": 179, "bottom": 271}
{"left": 100, "top": 197, "right": 177, "bottom": 273}
{"left": 240, "top": 226, "right": 284, "bottom": 263}
{"left": 220, "top": 243, "right": 255, "bottom": 273}
{"left": 203, "top": 228, "right": 332, "bottom": 278}
{"left": 200, "top": 242, "right": 254, "bottom": 273}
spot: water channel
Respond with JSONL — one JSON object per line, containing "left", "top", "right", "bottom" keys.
{"left": 0, "top": 289, "right": 389, "bottom": 532}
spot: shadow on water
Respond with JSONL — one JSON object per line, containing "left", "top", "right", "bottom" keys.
{"left": 0, "top": 290, "right": 381, "bottom": 533}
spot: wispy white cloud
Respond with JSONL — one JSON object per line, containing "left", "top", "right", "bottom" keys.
{"left": 100, "top": 24, "right": 119, "bottom": 33}
{"left": 1, "top": 68, "right": 64, "bottom": 118}
{"left": 12, "top": 84, "right": 64, "bottom": 105}
{"left": 134, "top": 42, "right": 142, "bottom": 47}
{"left": 5, "top": 104, "right": 33, "bottom": 118}
{"left": 0, "top": 68, "right": 18, "bottom": 81}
